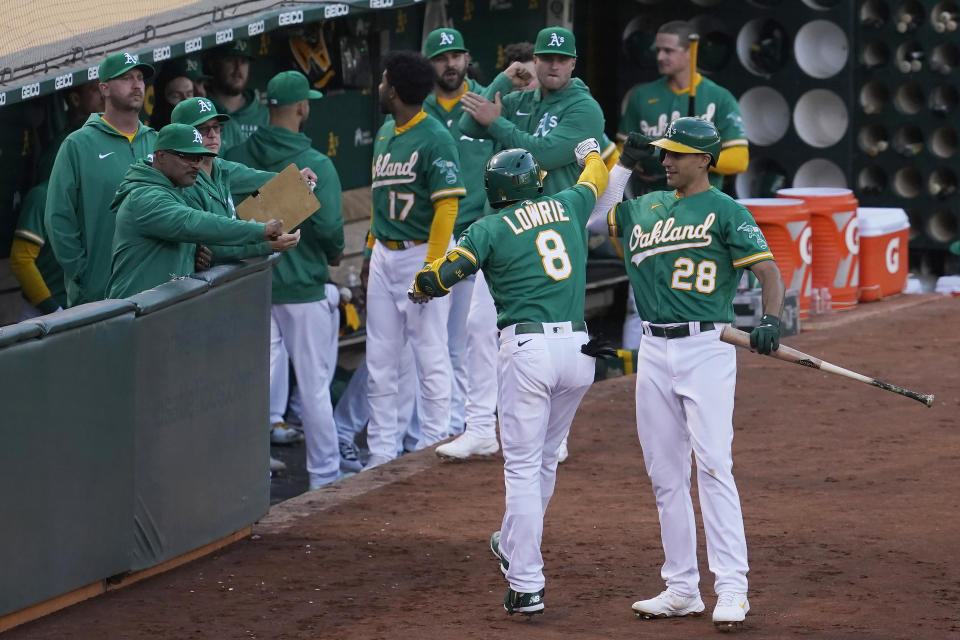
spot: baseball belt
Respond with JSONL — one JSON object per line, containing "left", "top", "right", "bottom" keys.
{"left": 514, "top": 321, "right": 588, "bottom": 335}
{"left": 646, "top": 321, "right": 716, "bottom": 339}
{"left": 380, "top": 238, "right": 426, "bottom": 250}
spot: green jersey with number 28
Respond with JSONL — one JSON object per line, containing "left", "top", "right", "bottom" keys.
{"left": 608, "top": 187, "right": 773, "bottom": 324}
{"left": 456, "top": 182, "right": 597, "bottom": 329}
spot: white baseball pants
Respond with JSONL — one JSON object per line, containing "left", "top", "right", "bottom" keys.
{"left": 269, "top": 298, "right": 340, "bottom": 486}
{"left": 366, "top": 240, "right": 452, "bottom": 459}
{"left": 497, "top": 322, "right": 594, "bottom": 594}
{"left": 463, "top": 269, "right": 499, "bottom": 439}
{"left": 446, "top": 272, "right": 476, "bottom": 435}
{"left": 634, "top": 324, "right": 749, "bottom": 596}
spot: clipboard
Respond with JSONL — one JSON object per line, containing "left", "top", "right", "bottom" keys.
{"left": 235, "top": 163, "right": 320, "bottom": 233}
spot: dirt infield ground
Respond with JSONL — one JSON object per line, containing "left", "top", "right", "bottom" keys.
{"left": 7, "top": 295, "right": 959, "bottom": 639}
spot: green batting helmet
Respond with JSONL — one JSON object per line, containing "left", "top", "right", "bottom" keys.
{"left": 649, "top": 117, "right": 722, "bottom": 166}
{"left": 484, "top": 148, "right": 543, "bottom": 208}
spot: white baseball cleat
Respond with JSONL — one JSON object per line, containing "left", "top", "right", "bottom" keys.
{"left": 435, "top": 431, "right": 499, "bottom": 460}
{"left": 362, "top": 454, "right": 393, "bottom": 471}
{"left": 712, "top": 592, "right": 749, "bottom": 631}
{"left": 557, "top": 438, "right": 569, "bottom": 463}
{"left": 632, "top": 589, "right": 705, "bottom": 619}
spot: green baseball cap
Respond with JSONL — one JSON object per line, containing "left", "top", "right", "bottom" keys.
{"left": 98, "top": 52, "right": 155, "bottom": 81}
{"left": 154, "top": 123, "right": 217, "bottom": 156}
{"left": 534, "top": 27, "right": 577, "bottom": 57}
{"left": 423, "top": 28, "right": 468, "bottom": 58}
{"left": 214, "top": 38, "right": 255, "bottom": 59}
{"left": 164, "top": 55, "right": 208, "bottom": 80}
{"left": 171, "top": 97, "right": 230, "bottom": 127}
{"left": 267, "top": 70, "right": 323, "bottom": 106}
{"left": 950, "top": 240, "right": 960, "bottom": 256}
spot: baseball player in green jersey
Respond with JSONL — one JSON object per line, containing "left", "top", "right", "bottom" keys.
{"left": 421, "top": 27, "right": 499, "bottom": 445}
{"left": 618, "top": 20, "right": 748, "bottom": 194}
{"left": 588, "top": 118, "right": 784, "bottom": 631}
{"left": 107, "top": 124, "right": 298, "bottom": 299}
{"left": 45, "top": 52, "right": 158, "bottom": 306}
{"left": 226, "top": 70, "right": 346, "bottom": 489}
{"left": 410, "top": 139, "right": 609, "bottom": 616}
{"left": 362, "top": 51, "right": 466, "bottom": 469}
{"left": 206, "top": 39, "right": 269, "bottom": 153}
{"left": 459, "top": 26, "right": 606, "bottom": 197}
{"left": 10, "top": 182, "right": 66, "bottom": 318}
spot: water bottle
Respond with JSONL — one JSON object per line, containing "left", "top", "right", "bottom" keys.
{"left": 810, "top": 288, "right": 821, "bottom": 315}
{"left": 346, "top": 264, "right": 360, "bottom": 287}
{"left": 821, "top": 287, "right": 833, "bottom": 313}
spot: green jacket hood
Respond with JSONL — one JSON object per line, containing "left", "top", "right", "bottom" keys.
{"left": 111, "top": 159, "right": 175, "bottom": 211}
{"left": 239, "top": 125, "right": 313, "bottom": 168}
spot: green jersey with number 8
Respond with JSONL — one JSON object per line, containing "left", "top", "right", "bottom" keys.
{"left": 456, "top": 183, "right": 597, "bottom": 329}
{"left": 608, "top": 187, "right": 773, "bottom": 324}
{"left": 371, "top": 112, "right": 465, "bottom": 241}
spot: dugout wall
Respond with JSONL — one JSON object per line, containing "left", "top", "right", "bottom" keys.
{"left": 0, "top": 257, "right": 274, "bottom": 619}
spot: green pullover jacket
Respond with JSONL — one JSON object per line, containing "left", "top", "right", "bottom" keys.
{"left": 225, "top": 125, "right": 344, "bottom": 304}
{"left": 45, "top": 114, "right": 157, "bottom": 305}
{"left": 182, "top": 158, "right": 275, "bottom": 262}
{"left": 459, "top": 76, "right": 605, "bottom": 197}
{"left": 106, "top": 160, "right": 267, "bottom": 299}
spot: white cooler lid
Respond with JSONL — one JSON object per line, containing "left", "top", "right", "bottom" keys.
{"left": 857, "top": 207, "right": 910, "bottom": 236}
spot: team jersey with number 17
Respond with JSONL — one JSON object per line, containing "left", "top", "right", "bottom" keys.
{"left": 455, "top": 182, "right": 598, "bottom": 329}
{"left": 608, "top": 187, "right": 773, "bottom": 324}
{"left": 370, "top": 112, "right": 465, "bottom": 241}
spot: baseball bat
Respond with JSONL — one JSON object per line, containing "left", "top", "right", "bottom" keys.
{"left": 720, "top": 326, "right": 935, "bottom": 407}
{"left": 687, "top": 33, "right": 699, "bottom": 117}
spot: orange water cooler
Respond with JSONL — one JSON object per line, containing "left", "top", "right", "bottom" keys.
{"left": 737, "top": 198, "right": 813, "bottom": 319}
{"left": 777, "top": 187, "right": 859, "bottom": 311}
{"left": 857, "top": 207, "right": 910, "bottom": 302}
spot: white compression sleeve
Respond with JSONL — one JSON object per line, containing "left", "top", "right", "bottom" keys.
{"left": 586, "top": 164, "right": 632, "bottom": 233}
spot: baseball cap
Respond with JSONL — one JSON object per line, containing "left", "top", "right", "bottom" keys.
{"left": 267, "top": 70, "right": 323, "bottom": 106}
{"left": 98, "top": 52, "right": 155, "bottom": 81}
{"left": 171, "top": 97, "right": 230, "bottom": 127}
{"left": 213, "top": 38, "right": 255, "bottom": 60}
{"left": 423, "top": 28, "right": 468, "bottom": 58}
{"left": 154, "top": 123, "right": 217, "bottom": 156}
{"left": 950, "top": 240, "right": 960, "bottom": 256}
{"left": 533, "top": 27, "right": 577, "bottom": 57}
{"left": 163, "top": 55, "right": 208, "bottom": 80}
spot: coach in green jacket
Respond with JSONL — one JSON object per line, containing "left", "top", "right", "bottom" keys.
{"left": 107, "top": 124, "right": 296, "bottom": 299}
{"left": 45, "top": 51, "right": 157, "bottom": 306}
{"left": 458, "top": 27, "right": 606, "bottom": 197}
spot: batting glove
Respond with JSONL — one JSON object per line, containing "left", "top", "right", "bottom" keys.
{"left": 574, "top": 138, "right": 601, "bottom": 167}
{"left": 407, "top": 284, "right": 431, "bottom": 304}
{"left": 619, "top": 131, "right": 653, "bottom": 170}
{"left": 749, "top": 314, "right": 781, "bottom": 354}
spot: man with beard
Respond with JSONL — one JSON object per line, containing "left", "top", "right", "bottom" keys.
{"left": 361, "top": 51, "right": 465, "bottom": 469}
{"left": 419, "top": 28, "right": 497, "bottom": 452}
{"left": 226, "top": 70, "right": 346, "bottom": 489}
{"left": 106, "top": 123, "right": 297, "bottom": 299}
{"left": 206, "top": 39, "right": 269, "bottom": 153}
{"left": 45, "top": 52, "right": 158, "bottom": 306}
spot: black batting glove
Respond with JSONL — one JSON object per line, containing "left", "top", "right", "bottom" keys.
{"left": 749, "top": 314, "right": 781, "bottom": 354}
{"left": 619, "top": 131, "right": 654, "bottom": 170}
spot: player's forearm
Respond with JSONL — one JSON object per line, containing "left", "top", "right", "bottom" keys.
{"left": 414, "top": 249, "right": 478, "bottom": 297}
{"left": 9, "top": 237, "right": 53, "bottom": 305}
{"left": 425, "top": 197, "right": 458, "bottom": 262}
{"left": 586, "top": 164, "right": 631, "bottom": 233}
{"left": 578, "top": 153, "right": 610, "bottom": 200}
{"left": 752, "top": 260, "right": 786, "bottom": 317}
{"left": 711, "top": 145, "right": 749, "bottom": 175}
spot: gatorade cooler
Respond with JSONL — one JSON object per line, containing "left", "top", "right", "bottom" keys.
{"left": 777, "top": 187, "right": 859, "bottom": 311}
{"left": 737, "top": 198, "right": 813, "bottom": 318}
{"left": 856, "top": 207, "right": 910, "bottom": 302}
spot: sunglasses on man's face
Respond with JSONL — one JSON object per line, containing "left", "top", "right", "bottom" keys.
{"left": 196, "top": 124, "right": 222, "bottom": 136}
{"left": 168, "top": 150, "right": 206, "bottom": 163}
